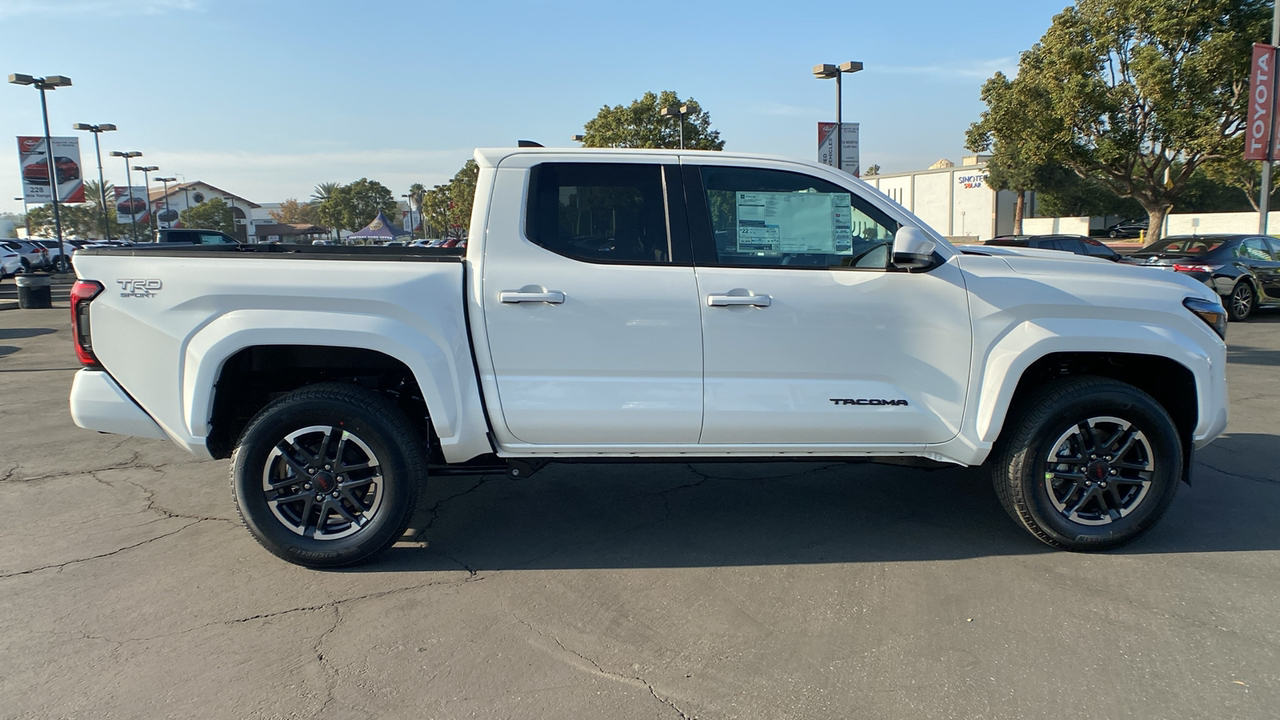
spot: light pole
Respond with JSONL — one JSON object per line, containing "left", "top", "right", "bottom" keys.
{"left": 401, "top": 193, "right": 418, "bottom": 238}
{"left": 72, "top": 122, "right": 116, "bottom": 241}
{"left": 9, "top": 73, "right": 72, "bottom": 271}
{"left": 156, "top": 177, "right": 175, "bottom": 228}
{"left": 110, "top": 150, "right": 142, "bottom": 242}
{"left": 813, "top": 61, "right": 862, "bottom": 173}
{"left": 133, "top": 165, "right": 158, "bottom": 238}
{"left": 659, "top": 104, "right": 697, "bottom": 150}
{"left": 14, "top": 197, "right": 31, "bottom": 237}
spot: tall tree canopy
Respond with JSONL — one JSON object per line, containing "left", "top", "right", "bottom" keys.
{"left": 179, "top": 197, "right": 235, "bottom": 235}
{"left": 269, "top": 198, "right": 321, "bottom": 226}
{"left": 581, "top": 91, "right": 725, "bottom": 150}
{"left": 316, "top": 178, "right": 397, "bottom": 233}
{"left": 970, "top": 0, "right": 1268, "bottom": 240}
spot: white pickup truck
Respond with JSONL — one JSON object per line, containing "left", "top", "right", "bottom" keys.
{"left": 69, "top": 147, "right": 1229, "bottom": 567}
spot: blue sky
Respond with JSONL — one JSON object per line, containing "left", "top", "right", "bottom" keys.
{"left": 1, "top": 0, "right": 1073, "bottom": 214}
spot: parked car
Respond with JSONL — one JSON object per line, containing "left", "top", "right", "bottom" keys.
{"left": 1, "top": 246, "right": 22, "bottom": 278}
{"left": 153, "top": 228, "right": 240, "bottom": 245}
{"left": 70, "top": 146, "right": 1229, "bottom": 567}
{"left": 1, "top": 239, "right": 49, "bottom": 272}
{"left": 32, "top": 239, "right": 85, "bottom": 272}
{"left": 21, "top": 156, "right": 80, "bottom": 185}
{"left": 1122, "top": 234, "right": 1280, "bottom": 321}
{"left": 985, "top": 234, "right": 1121, "bottom": 261}
{"left": 1106, "top": 218, "right": 1149, "bottom": 238}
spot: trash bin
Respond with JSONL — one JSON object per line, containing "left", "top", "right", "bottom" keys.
{"left": 15, "top": 273, "right": 52, "bottom": 309}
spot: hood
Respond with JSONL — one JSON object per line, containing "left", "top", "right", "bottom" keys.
{"left": 958, "top": 243, "right": 1220, "bottom": 306}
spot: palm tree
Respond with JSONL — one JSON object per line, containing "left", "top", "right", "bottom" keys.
{"left": 312, "top": 181, "right": 342, "bottom": 240}
{"left": 407, "top": 183, "right": 426, "bottom": 238}
{"left": 311, "top": 181, "right": 340, "bottom": 204}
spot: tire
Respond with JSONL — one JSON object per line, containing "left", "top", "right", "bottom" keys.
{"left": 50, "top": 256, "right": 71, "bottom": 273}
{"left": 19, "top": 258, "right": 30, "bottom": 273}
{"left": 1227, "top": 280, "right": 1254, "bottom": 322}
{"left": 1109, "top": 230, "right": 1119, "bottom": 238}
{"left": 231, "top": 382, "right": 427, "bottom": 568}
{"left": 989, "top": 376, "right": 1181, "bottom": 551}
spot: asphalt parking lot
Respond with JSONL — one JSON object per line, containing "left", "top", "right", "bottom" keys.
{"left": 1, "top": 283, "right": 1277, "bottom": 720}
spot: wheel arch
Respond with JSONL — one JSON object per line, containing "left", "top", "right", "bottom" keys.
{"left": 182, "top": 310, "right": 488, "bottom": 462}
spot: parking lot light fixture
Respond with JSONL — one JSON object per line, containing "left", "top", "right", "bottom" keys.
{"left": 155, "top": 177, "right": 176, "bottom": 228}
{"left": 133, "top": 165, "right": 158, "bottom": 237}
{"left": 813, "top": 61, "right": 862, "bottom": 172}
{"left": 73, "top": 122, "right": 117, "bottom": 241}
{"left": 110, "top": 150, "right": 142, "bottom": 242}
{"left": 659, "top": 104, "right": 697, "bottom": 150}
{"left": 10, "top": 72, "right": 73, "bottom": 270}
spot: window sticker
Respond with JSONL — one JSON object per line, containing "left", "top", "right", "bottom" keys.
{"left": 735, "top": 191, "right": 852, "bottom": 256}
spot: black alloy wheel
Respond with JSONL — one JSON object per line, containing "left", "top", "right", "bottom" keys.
{"left": 231, "top": 382, "right": 427, "bottom": 567}
{"left": 990, "top": 376, "right": 1181, "bottom": 551}
{"left": 1227, "top": 281, "right": 1254, "bottom": 322}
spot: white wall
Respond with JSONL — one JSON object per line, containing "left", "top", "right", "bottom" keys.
{"left": 1022, "top": 216, "right": 1091, "bottom": 235}
{"left": 913, "top": 173, "right": 951, "bottom": 236}
{"left": 952, "top": 170, "right": 993, "bottom": 238}
{"left": 1164, "top": 211, "right": 1280, "bottom": 236}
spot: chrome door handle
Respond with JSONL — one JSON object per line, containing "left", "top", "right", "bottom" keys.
{"left": 499, "top": 290, "right": 565, "bottom": 304}
{"left": 707, "top": 293, "right": 771, "bottom": 307}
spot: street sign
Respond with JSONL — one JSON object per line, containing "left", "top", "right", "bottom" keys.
{"left": 818, "top": 122, "right": 859, "bottom": 176}
{"left": 1246, "top": 43, "right": 1280, "bottom": 161}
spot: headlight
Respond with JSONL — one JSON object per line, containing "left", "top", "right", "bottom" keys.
{"left": 1183, "top": 296, "right": 1226, "bottom": 339}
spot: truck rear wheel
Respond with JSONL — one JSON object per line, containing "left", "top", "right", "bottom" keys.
{"left": 990, "top": 376, "right": 1181, "bottom": 551}
{"left": 231, "top": 382, "right": 426, "bottom": 567}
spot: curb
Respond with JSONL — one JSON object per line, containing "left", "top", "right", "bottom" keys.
{"left": 0, "top": 300, "right": 18, "bottom": 312}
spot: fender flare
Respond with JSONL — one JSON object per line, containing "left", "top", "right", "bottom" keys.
{"left": 182, "top": 309, "right": 468, "bottom": 444}
{"left": 971, "top": 317, "right": 1214, "bottom": 444}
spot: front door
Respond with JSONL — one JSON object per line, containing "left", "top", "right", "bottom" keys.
{"left": 684, "top": 161, "right": 972, "bottom": 446}
{"left": 480, "top": 160, "right": 704, "bottom": 445}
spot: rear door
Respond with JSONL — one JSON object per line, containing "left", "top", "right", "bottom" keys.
{"left": 479, "top": 159, "right": 704, "bottom": 445}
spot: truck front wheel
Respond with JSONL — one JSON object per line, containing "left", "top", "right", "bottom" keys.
{"left": 990, "top": 376, "right": 1181, "bottom": 551}
{"left": 231, "top": 382, "right": 426, "bottom": 567}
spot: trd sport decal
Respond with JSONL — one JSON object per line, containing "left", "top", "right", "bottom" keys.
{"left": 829, "top": 398, "right": 909, "bottom": 406}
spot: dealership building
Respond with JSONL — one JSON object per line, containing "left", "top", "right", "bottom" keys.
{"left": 862, "top": 156, "right": 1020, "bottom": 242}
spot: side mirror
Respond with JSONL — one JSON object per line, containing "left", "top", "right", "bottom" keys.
{"left": 892, "top": 226, "right": 937, "bottom": 270}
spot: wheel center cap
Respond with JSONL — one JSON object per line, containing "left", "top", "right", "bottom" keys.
{"left": 313, "top": 471, "right": 336, "bottom": 493}
{"left": 1086, "top": 460, "right": 1110, "bottom": 481}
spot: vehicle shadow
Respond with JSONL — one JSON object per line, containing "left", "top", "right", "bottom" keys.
{"left": 0, "top": 327, "right": 57, "bottom": 340}
{"left": 0, "top": 346, "right": 16, "bottom": 358}
{"left": 347, "top": 434, "right": 1279, "bottom": 573}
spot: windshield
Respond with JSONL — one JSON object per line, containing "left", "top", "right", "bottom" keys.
{"left": 1134, "top": 238, "right": 1227, "bottom": 256}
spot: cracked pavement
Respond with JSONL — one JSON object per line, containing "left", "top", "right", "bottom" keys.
{"left": 2, "top": 301, "right": 1279, "bottom": 719}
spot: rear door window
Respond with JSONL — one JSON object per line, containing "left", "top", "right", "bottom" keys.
{"left": 524, "top": 163, "right": 671, "bottom": 264}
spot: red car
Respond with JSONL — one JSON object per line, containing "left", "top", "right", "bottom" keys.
{"left": 22, "top": 156, "right": 80, "bottom": 185}
{"left": 117, "top": 197, "right": 148, "bottom": 215}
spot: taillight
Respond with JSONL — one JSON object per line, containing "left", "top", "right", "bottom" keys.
{"left": 1173, "top": 263, "right": 1216, "bottom": 273}
{"left": 70, "top": 280, "right": 104, "bottom": 368}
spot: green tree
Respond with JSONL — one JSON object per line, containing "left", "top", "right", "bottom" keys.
{"left": 179, "top": 197, "right": 236, "bottom": 235}
{"left": 447, "top": 160, "right": 479, "bottom": 239}
{"left": 1200, "top": 137, "right": 1279, "bottom": 212}
{"left": 26, "top": 200, "right": 111, "bottom": 239}
{"left": 406, "top": 182, "right": 426, "bottom": 238}
{"left": 966, "top": 73, "right": 1054, "bottom": 234}
{"left": 317, "top": 178, "right": 397, "bottom": 234}
{"left": 581, "top": 90, "right": 725, "bottom": 150}
{"left": 975, "top": 0, "right": 1268, "bottom": 241}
